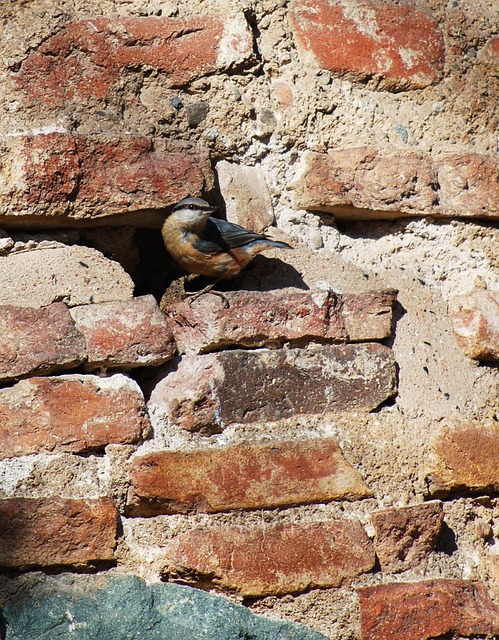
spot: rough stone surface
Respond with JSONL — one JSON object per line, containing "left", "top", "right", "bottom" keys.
{"left": 0, "top": 497, "right": 117, "bottom": 568}
{"left": 0, "top": 374, "right": 150, "bottom": 460}
{"left": 126, "top": 438, "right": 372, "bottom": 515}
{"left": 162, "top": 289, "right": 396, "bottom": 354}
{"left": 164, "top": 519, "right": 375, "bottom": 597}
{"left": 427, "top": 422, "right": 499, "bottom": 496}
{"left": 448, "top": 290, "right": 499, "bottom": 361}
{"left": 0, "top": 133, "right": 212, "bottom": 225}
{"left": 371, "top": 501, "right": 444, "bottom": 573}
{"left": 70, "top": 295, "right": 176, "bottom": 370}
{"left": 358, "top": 579, "right": 499, "bottom": 640}
{"left": 289, "top": 149, "right": 499, "bottom": 219}
{"left": 147, "top": 343, "right": 397, "bottom": 432}
{"left": 0, "top": 244, "right": 135, "bottom": 307}
{"left": 14, "top": 16, "right": 253, "bottom": 106}
{"left": 0, "top": 574, "right": 327, "bottom": 640}
{"left": 216, "top": 161, "right": 274, "bottom": 232}
{"left": 289, "top": 0, "right": 444, "bottom": 91}
{"left": 0, "top": 302, "right": 86, "bottom": 383}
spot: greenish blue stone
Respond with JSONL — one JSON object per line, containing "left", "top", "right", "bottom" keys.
{"left": 0, "top": 574, "right": 327, "bottom": 640}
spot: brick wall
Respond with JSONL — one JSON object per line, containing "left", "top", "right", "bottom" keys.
{"left": 0, "top": 0, "right": 498, "bottom": 639}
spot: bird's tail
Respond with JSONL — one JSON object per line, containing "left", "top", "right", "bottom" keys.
{"left": 265, "top": 239, "right": 293, "bottom": 250}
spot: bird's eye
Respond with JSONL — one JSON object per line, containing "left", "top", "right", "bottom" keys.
{"left": 188, "top": 204, "right": 195, "bottom": 210}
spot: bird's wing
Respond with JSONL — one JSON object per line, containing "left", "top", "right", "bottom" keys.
{"left": 194, "top": 217, "right": 268, "bottom": 254}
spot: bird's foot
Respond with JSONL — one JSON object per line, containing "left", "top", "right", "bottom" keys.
{"left": 184, "top": 283, "right": 230, "bottom": 308}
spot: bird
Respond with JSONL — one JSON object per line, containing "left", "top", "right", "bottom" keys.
{"left": 162, "top": 196, "right": 292, "bottom": 305}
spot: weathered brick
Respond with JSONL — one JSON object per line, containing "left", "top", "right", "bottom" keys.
{"left": 70, "top": 295, "right": 176, "bottom": 370}
{"left": 148, "top": 344, "right": 397, "bottom": 433}
{"left": 448, "top": 290, "right": 499, "bottom": 361}
{"left": 340, "top": 290, "right": 397, "bottom": 342}
{"left": 163, "top": 290, "right": 345, "bottom": 354}
{"left": 437, "top": 154, "right": 499, "bottom": 218}
{"left": 358, "top": 580, "right": 499, "bottom": 640}
{"left": 0, "top": 374, "right": 150, "bottom": 460}
{"left": 289, "top": 148, "right": 436, "bottom": 218}
{"left": 0, "top": 497, "right": 117, "bottom": 568}
{"left": 126, "top": 438, "right": 372, "bottom": 516}
{"left": 289, "top": 0, "right": 444, "bottom": 91}
{"left": 0, "top": 133, "right": 212, "bottom": 225}
{"left": 371, "top": 501, "right": 443, "bottom": 573}
{"left": 164, "top": 519, "right": 375, "bottom": 597}
{"left": 0, "top": 245, "right": 135, "bottom": 308}
{"left": 426, "top": 422, "right": 499, "bottom": 497}
{"left": 14, "top": 16, "right": 253, "bottom": 106}
{"left": 0, "top": 302, "right": 86, "bottom": 383}
{"left": 289, "top": 148, "right": 499, "bottom": 220}
{"left": 162, "top": 290, "right": 396, "bottom": 354}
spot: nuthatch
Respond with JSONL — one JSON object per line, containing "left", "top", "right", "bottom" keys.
{"left": 162, "top": 196, "right": 292, "bottom": 304}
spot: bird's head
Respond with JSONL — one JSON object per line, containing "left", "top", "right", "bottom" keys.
{"left": 171, "top": 197, "right": 216, "bottom": 225}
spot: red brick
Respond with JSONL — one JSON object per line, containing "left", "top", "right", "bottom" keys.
{"left": 0, "top": 133, "right": 212, "bottom": 224}
{"left": 0, "top": 497, "right": 117, "bottom": 568}
{"left": 148, "top": 344, "right": 397, "bottom": 433}
{"left": 340, "top": 290, "right": 396, "bottom": 341}
{"left": 448, "top": 290, "right": 499, "bottom": 361}
{"left": 358, "top": 580, "right": 499, "bottom": 640}
{"left": 163, "top": 289, "right": 396, "bottom": 354}
{"left": 14, "top": 16, "right": 252, "bottom": 106}
{"left": 163, "top": 290, "right": 346, "bottom": 354}
{"left": 164, "top": 519, "right": 375, "bottom": 597}
{"left": 427, "top": 422, "right": 499, "bottom": 497}
{"left": 70, "top": 295, "right": 176, "bottom": 370}
{"left": 289, "top": 148, "right": 436, "bottom": 218}
{"left": 0, "top": 374, "right": 150, "bottom": 460}
{"left": 0, "top": 302, "right": 86, "bottom": 383}
{"left": 371, "top": 501, "right": 443, "bottom": 573}
{"left": 126, "top": 438, "right": 372, "bottom": 515}
{"left": 289, "top": 0, "right": 444, "bottom": 91}
{"left": 289, "top": 148, "right": 499, "bottom": 220}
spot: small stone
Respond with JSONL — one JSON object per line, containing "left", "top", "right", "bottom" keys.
{"left": 448, "top": 290, "right": 499, "bottom": 361}
{"left": 371, "top": 501, "right": 444, "bottom": 573}
{"left": 186, "top": 101, "right": 209, "bottom": 127}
